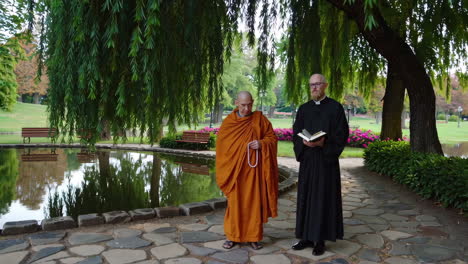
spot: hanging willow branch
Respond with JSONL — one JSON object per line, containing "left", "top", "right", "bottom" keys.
{"left": 43, "top": 0, "right": 240, "bottom": 144}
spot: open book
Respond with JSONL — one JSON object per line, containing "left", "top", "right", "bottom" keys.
{"left": 298, "top": 129, "right": 327, "bottom": 142}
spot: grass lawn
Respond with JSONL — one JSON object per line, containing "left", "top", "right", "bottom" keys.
{"left": 0, "top": 102, "right": 48, "bottom": 132}
{"left": 278, "top": 141, "right": 364, "bottom": 158}
{"left": 1, "top": 103, "right": 467, "bottom": 157}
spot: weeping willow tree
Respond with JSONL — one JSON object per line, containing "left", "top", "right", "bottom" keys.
{"left": 40, "top": 0, "right": 241, "bottom": 144}
{"left": 282, "top": 0, "right": 467, "bottom": 154}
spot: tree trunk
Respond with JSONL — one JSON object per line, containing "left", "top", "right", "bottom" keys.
{"left": 150, "top": 154, "right": 161, "bottom": 208}
{"left": 268, "top": 106, "right": 275, "bottom": 118}
{"left": 212, "top": 102, "right": 224, "bottom": 124}
{"left": 381, "top": 63, "right": 404, "bottom": 140}
{"left": 33, "top": 93, "right": 40, "bottom": 104}
{"left": 98, "top": 151, "right": 110, "bottom": 180}
{"left": 17, "top": 94, "right": 22, "bottom": 102}
{"left": 99, "top": 120, "right": 111, "bottom": 140}
{"left": 401, "top": 108, "right": 407, "bottom": 129}
{"left": 326, "top": 0, "right": 443, "bottom": 154}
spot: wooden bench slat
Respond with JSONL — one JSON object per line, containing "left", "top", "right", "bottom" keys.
{"left": 176, "top": 162, "right": 210, "bottom": 175}
{"left": 21, "top": 154, "right": 58, "bottom": 162}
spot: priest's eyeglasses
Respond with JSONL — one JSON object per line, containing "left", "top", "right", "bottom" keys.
{"left": 309, "top": 82, "right": 325, "bottom": 87}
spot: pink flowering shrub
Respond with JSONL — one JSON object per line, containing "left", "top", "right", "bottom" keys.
{"left": 274, "top": 128, "right": 294, "bottom": 141}
{"left": 191, "top": 126, "right": 409, "bottom": 149}
{"left": 348, "top": 129, "right": 380, "bottom": 148}
{"left": 193, "top": 127, "right": 220, "bottom": 134}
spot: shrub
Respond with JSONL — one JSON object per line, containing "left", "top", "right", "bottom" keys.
{"left": 196, "top": 127, "right": 220, "bottom": 135}
{"left": 159, "top": 133, "right": 216, "bottom": 150}
{"left": 274, "top": 128, "right": 294, "bottom": 141}
{"left": 364, "top": 140, "right": 468, "bottom": 212}
{"left": 159, "top": 134, "right": 178, "bottom": 149}
{"left": 348, "top": 129, "right": 380, "bottom": 148}
{"left": 436, "top": 113, "right": 446, "bottom": 120}
{"left": 448, "top": 115, "right": 459, "bottom": 122}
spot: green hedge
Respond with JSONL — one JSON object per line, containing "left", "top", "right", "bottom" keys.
{"left": 159, "top": 133, "right": 216, "bottom": 150}
{"left": 448, "top": 115, "right": 459, "bottom": 122}
{"left": 364, "top": 140, "right": 468, "bottom": 211}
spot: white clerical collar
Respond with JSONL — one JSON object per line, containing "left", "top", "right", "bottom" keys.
{"left": 313, "top": 96, "right": 327, "bottom": 105}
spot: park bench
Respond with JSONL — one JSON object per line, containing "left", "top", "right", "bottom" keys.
{"left": 21, "top": 149, "right": 58, "bottom": 162}
{"left": 22, "top": 127, "right": 57, "bottom": 143}
{"left": 176, "top": 162, "right": 210, "bottom": 175}
{"left": 175, "top": 131, "right": 211, "bottom": 150}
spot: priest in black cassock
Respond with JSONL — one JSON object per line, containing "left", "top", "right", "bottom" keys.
{"left": 291, "top": 73, "right": 349, "bottom": 256}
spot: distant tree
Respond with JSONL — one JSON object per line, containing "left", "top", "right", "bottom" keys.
{"left": 15, "top": 40, "right": 49, "bottom": 103}
{"left": 0, "top": 0, "right": 35, "bottom": 110}
{"left": 0, "top": 38, "right": 24, "bottom": 111}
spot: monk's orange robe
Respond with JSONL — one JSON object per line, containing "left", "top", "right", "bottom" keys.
{"left": 216, "top": 109, "right": 278, "bottom": 242}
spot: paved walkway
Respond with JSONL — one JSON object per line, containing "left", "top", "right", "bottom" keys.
{"left": 0, "top": 157, "right": 467, "bottom": 264}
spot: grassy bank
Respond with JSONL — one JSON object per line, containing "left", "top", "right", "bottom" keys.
{"left": 1, "top": 103, "right": 467, "bottom": 157}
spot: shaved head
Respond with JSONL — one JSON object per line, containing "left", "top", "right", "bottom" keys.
{"left": 237, "top": 91, "right": 253, "bottom": 101}
{"left": 235, "top": 91, "right": 254, "bottom": 116}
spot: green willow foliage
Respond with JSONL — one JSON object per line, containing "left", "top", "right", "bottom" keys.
{"left": 379, "top": 0, "right": 468, "bottom": 98}
{"left": 43, "top": 0, "right": 241, "bottom": 144}
{"left": 283, "top": 0, "right": 467, "bottom": 104}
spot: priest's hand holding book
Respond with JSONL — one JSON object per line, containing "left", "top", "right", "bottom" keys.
{"left": 298, "top": 129, "right": 327, "bottom": 148}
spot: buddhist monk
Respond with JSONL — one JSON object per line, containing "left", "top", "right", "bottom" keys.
{"left": 216, "top": 91, "right": 278, "bottom": 250}
{"left": 291, "top": 73, "right": 349, "bottom": 256}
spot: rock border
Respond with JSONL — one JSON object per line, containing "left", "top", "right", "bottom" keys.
{"left": 0, "top": 143, "right": 298, "bottom": 236}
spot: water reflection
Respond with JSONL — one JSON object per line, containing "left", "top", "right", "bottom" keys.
{"left": 0, "top": 148, "right": 222, "bottom": 226}
{"left": 0, "top": 149, "right": 18, "bottom": 215}
{"left": 442, "top": 142, "right": 468, "bottom": 158}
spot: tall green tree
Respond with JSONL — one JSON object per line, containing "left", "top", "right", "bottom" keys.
{"left": 0, "top": 0, "right": 35, "bottom": 111}
{"left": 0, "top": 38, "right": 24, "bottom": 111}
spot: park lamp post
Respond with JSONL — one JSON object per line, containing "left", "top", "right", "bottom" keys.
{"left": 458, "top": 106, "right": 463, "bottom": 128}
{"left": 347, "top": 105, "right": 351, "bottom": 124}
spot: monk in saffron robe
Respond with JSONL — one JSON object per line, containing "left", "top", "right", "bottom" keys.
{"left": 216, "top": 91, "right": 278, "bottom": 250}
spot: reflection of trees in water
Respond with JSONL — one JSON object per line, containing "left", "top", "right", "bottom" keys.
{"left": 48, "top": 151, "right": 151, "bottom": 220}
{"left": 0, "top": 149, "right": 19, "bottom": 215}
{"left": 16, "top": 149, "right": 68, "bottom": 210}
{"left": 442, "top": 142, "right": 468, "bottom": 157}
{"left": 47, "top": 151, "right": 222, "bottom": 218}
{"left": 150, "top": 154, "right": 161, "bottom": 208}
{"left": 157, "top": 153, "right": 222, "bottom": 207}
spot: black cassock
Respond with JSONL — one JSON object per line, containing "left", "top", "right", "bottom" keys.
{"left": 293, "top": 97, "right": 349, "bottom": 242}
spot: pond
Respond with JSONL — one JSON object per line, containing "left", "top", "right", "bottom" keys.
{"left": 0, "top": 148, "right": 223, "bottom": 228}
{"left": 442, "top": 142, "right": 468, "bottom": 158}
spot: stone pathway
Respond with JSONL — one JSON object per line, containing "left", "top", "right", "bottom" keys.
{"left": 1, "top": 157, "right": 467, "bottom": 264}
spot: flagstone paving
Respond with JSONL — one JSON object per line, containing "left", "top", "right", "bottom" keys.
{"left": 0, "top": 156, "right": 467, "bottom": 264}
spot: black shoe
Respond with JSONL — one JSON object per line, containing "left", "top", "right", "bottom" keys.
{"left": 312, "top": 241, "right": 325, "bottom": 256}
{"left": 292, "top": 240, "right": 315, "bottom": 250}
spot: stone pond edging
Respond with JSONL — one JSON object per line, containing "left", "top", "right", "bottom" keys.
{"left": 0, "top": 143, "right": 298, "bottom": 236}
